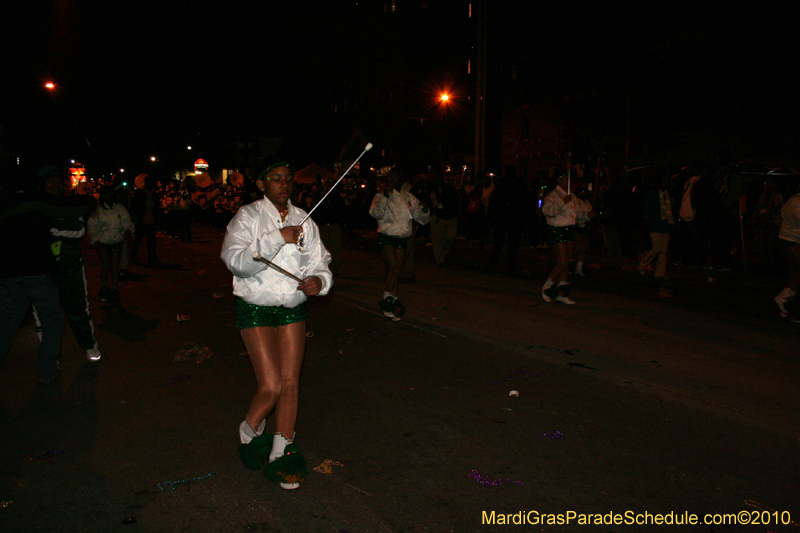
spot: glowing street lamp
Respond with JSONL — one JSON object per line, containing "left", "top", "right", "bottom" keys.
{"left": 440, "top": 93, "right": 450, "bottom": 103}
{"left": 150, "top": 156, "right": 156, "bottom": 162}
{"left": 45, "top": 82, "right": 55, "bottom": 90}
{"left": 187, "top": 146, "right": 192, "bottom": 150}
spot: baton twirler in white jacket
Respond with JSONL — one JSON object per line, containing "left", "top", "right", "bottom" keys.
{"left": 369, "top": 188, "right": 431, "bottom": 238}
{"left": 221, "top": 198, "right": 332, "bottom": 308}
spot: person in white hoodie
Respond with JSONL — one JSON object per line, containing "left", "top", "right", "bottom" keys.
{"left": 774, "top": 185, "right": 800, "bottom": 322}
{"left": 369, "top": 168, "right": 430, "bottom": 319}
{"left": 221, "top": 161, "right": 332, "bottom": 490}
{"left": 541, "top": 172, "right": 590, "bottom": 304}
{"left": 87, "top": 186, "right": 134, "bottom": 304}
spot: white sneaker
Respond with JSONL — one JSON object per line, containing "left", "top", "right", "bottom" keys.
{"left": 542, "top": 288, "right": 552, "bottom": 302}
{"left": 86, "top": 347, "right": 102, "bottom": 361}
{"left": 555, "top": 295, "right": 575, "bottom": 305}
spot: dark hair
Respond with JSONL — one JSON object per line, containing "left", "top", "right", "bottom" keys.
{"left": 37, "top": 165, "right": 64, "bottom": 187}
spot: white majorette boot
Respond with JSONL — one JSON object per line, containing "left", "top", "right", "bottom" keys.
{"left": 555, "top": 281, "right": 575, "bottom": 305}
{"left": 379, "top": 291, "right": 401, "bottom": 321}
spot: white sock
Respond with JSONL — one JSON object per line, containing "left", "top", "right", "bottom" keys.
{"left": 557, "top": 281, "right": 570, "bottom": 286}
{"left": 239, "top": 418, "right": 266, "bottom": 444}
{"left": 269, "top": 432, "right": 295, "bottom": 462}
{"left": 543, "top": 278, "right": 554, "bottom": 289}
{"left": 383, "top": 291, "right": 395, "bottom": 300}
{"left": 576, "top": 261, "right": 583, "bottom": 270}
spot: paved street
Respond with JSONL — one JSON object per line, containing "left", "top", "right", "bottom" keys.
{"left": 1, "top": 225, "right": 799, "bottom": 532}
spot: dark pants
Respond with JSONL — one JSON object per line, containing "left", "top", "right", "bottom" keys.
{"left": 54, "top": 266, "right": 96, "bottom": 350}
{"left": 0, "top": 274, "right": 64, "bottom": 382}
{"left": 674, "top": 219, "right": 702, "bottom": 265}
{"left": 488, "top": 220, "right": 521, "bottom": 274}
{"left": 131, "top": 223, "right": 158, "bottom": 263}
{"left": 710, "top": 212, "right": 735, "bottom": 268}
{"left": 177, "top": 210, "right": 192, "bottom": 243}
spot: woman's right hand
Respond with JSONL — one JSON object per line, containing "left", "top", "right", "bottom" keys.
{"left": 280, "top": 226, "right": 303, "bottom": 244}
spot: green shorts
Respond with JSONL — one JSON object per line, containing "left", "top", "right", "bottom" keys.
{"left": 547, "top": 225, "right": 576, "bottom": 245}
{"left": 236, "top": 298, "right": 307, "bottom": 330}
{"left": 378, "top": 233, "right": 408, "bottom": 250}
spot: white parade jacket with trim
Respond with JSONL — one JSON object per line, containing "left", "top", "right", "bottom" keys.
{"left": 87, "top": 204, "right": 134, "bottom": 245}
{"left": 542, "top": 185, "right": 589, "bottom": 227}
{"left": 221, "top": 198, "right": 332, "bottom": 308}
{"left": 369, "top": 188, "right": 430, "bottom": 238}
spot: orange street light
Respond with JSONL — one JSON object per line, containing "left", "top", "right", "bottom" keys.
{"left": 440, "top": 93, "right": 450, "bottom": 102}
{"left": 45, "top": 82, "right": 56, "bottom": 90}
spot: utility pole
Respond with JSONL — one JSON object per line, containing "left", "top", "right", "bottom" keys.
{"left": 474, "top": 0, "right": 487, "bottom": 174}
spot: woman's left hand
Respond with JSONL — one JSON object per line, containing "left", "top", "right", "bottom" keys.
{"left": 298, "top": 276, "right": 323, "bottom": 295}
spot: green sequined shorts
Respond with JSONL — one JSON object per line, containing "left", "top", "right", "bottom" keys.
{"left": 236, "top": 298, "right": 307, "bottom": 330}
{"left": 547, "top": 225, "right": 576, "bottom": 245}
{"left": 378, "top": 233, "right": 408, "bottom": 249}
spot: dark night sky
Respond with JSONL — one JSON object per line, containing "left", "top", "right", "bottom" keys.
{"left": 2, "top": 0, "right": 799, "bottom": 175}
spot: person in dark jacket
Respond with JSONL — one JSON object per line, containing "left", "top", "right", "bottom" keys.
{"left": 129, "top": 175, "right": 161, "bottom": 265}
{"left": 638, "top": 168, "right": 676, "bottom": 279}
{"left": 426, "top": 171, "right": 459, "bottom": 266}
{"left": 39, "top": 166, "right": 103, "bottom": 360}
{"left": 0, "top": 169, "right": 95, "bottom": 382}
{"left": 486, "top": 166, "right": 525, "bottom": 275}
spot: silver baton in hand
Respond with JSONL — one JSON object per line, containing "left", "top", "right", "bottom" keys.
{"left": 252, "top": 251, "right": 303, "bottom": 283}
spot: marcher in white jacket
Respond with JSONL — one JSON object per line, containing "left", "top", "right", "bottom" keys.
{"left": 541, "top": 173, "right": 590, "bottom": 304}
{"left": 87, "top": 198, "right": 134, "bottom": 245}
{"left": 774, "top": 190, "right": 800, "bottom": 321}
{"left": 369, "top": 169, "right": 430, "bottom": 319}
{"left": 87, "top": 187, "right": 134, "bottom": 303}
{"left": 221, "top": 161, "right": 331, "bottom": 490}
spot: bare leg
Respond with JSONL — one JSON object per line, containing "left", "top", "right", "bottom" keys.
{"left": 240, "top": 323, "right": 306, "bottom": 437}
{"left": 273, "top": 321, "right": 306, "bottom": 437}
{"left": 241, "top": 326, "right": 281, "bottom": 430}
{"left": 562, "top": 242, "right": 575, "bottom": 282}
{"left": 381, "top": 245, "right": 406, "bottom": 297}
{"left": 549, "top": 242, "right": 570, "bottom": 282}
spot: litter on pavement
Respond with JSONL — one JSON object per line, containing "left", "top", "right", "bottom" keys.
{"left": 467, "top": 469, "right": 524, "bottom": 487}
